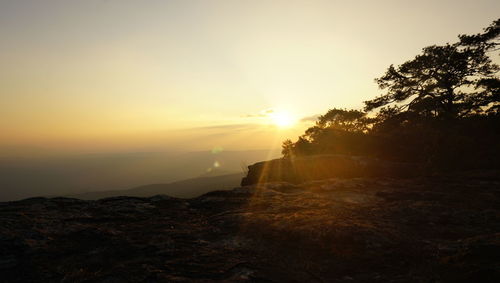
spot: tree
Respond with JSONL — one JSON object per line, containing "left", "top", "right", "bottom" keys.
{"left": 364, "top": 19, "right": 500, "bottom": 118}
{"left": 459, "top": 19, "right": 500, "bottom": 115}
{"left": 281, "top": 139, "right": 294, "bottom": 158}
{"left": 301, "top": 108, "right": 371, "bottom": 141}
{"left": 282, "top": 108, "right": 373, "bottom": 156}
{"left": 282, "top": 136, "right": 314, "bottom": 157}
{"left": 315, "top": 108, "right": 371, "bottom": 132}
{"left": 459, "top": 19, "right": 499, "bottom": 49}
{"left": 281, "top": 20, "right": 500, "bottom": 168}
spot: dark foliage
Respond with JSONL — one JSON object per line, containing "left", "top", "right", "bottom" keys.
{"left": 283, "top": 19, "right": 500, "bottom": 171}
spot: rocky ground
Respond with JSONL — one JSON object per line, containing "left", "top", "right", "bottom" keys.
{"left": 1, "top": 171, "right": 499, "bottom": 282}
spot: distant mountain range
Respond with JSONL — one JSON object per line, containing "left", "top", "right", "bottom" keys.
{"left": 67, "top": 172, "right": 244, "bottom": 200}
{"left": 0, "top": 149, "right": 280, "bottom": 201}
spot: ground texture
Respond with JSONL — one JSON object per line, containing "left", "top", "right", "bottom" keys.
{"left": 1, "top": 171, "right": 499, "bottom": 282}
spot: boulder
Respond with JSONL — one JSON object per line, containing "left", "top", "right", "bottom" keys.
{"left": 242, "top": 154, "right": 424, "bottom": 186}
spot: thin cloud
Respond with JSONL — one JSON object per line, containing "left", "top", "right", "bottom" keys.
{"left": 243, "top": 108, "right": 275, "bottom": 118}
{"left": 184, "top": 123, "right": 261, "bottom": 131}
{"left": 300, "top": 114, "right": 320, "bottom": 122}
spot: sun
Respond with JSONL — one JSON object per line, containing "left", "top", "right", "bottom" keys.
{"left": 270, "top": 110, "right": 296, "bottom": 128}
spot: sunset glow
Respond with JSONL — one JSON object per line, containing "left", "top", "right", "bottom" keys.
{"left": 0, "top": 0, "right": 498, "bottom": 155}
{"left": 0, "top": 2, "right": 498, "bottom": 280}
{"left": 269, "top": 110, "right": 296, "bottom": 128}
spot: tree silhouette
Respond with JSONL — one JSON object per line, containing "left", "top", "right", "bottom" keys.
{"left": 300, "top": 108, "right": 371, "bottom": 144}
{"left": 315, "top": 108, "right": 371, "bottom": 132}
{"left": 365, "top": 19, "right": 499, "bottom": 118}
{"left": 281, "top": 139, "right": 294, "bottom": 157}
{"left": 282, "top": 19, "right": 500, "bottom": 169}
{"left": 459, "top": 19, "right": 499, "bottom": 49}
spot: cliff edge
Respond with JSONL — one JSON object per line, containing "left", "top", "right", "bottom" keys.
{"left": 241, "top": 155, "right": 424, "bottom": 186}
{"left": 1, "top": 171, "right": 499, "bottom": 282}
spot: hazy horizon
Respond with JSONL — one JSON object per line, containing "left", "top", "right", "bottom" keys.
{"left": 2, "top": 0, "right": 499, "bottom": 157}
{"left": 1, "top": 2, "right": 498, "bottom": 280}
{"left": 0, "top": 148, "right": 282, "bottom": 201}
{"left": 1, "top": 1, "right": 499, "bottom": 200}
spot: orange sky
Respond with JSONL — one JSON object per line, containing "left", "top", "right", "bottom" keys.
{"left": 1, "top": 0, "right": 498, "bottom": 155}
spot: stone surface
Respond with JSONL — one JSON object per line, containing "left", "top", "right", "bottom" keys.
{"left": 241, "top": 155, "right": 424, "bottom": 186}
{"left": 1, "top": 171, "right": 499, "bottom": 282}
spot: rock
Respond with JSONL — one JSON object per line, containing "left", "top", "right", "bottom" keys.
{"left": 241, "top": 154, "right": 424, "bottom": 186}
{"left": 1, "top": 173, "right": 499, "bottom": 282}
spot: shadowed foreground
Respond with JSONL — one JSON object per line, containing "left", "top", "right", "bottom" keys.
{"left": 1, "top": 172, "right": 499, "bottom": 282}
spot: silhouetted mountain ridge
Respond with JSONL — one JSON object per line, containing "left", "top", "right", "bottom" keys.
{"left": 67, "top": 172, "right": 244, "bottom": 200}
{"left": 0, "top": 149, "right": 280, "bottom": 201}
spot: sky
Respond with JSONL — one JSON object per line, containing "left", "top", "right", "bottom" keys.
{"left": 1, "top": 0, "right": 499, "bottom": 155}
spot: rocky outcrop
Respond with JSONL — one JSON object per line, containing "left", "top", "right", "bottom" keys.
{"left": 1, "top": 171, "right": 499, "bottom": 282}
{"left": 241, "top": 154, "right": 424, "bottom": 186}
